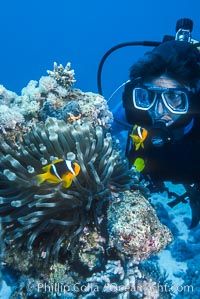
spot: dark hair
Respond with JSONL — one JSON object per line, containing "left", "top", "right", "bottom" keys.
{"left": 130, "top": 40, "right": 200, "bottom": 87}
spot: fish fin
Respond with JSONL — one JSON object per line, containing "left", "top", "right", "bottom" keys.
{"left": 36, "top": 173, "right": 61, "bottom": 185}
{"left": 73, "top": 162, "right": 81, "bottom": 176}
{"left": 52, "top": 159, "right": 63, "bottom": 164}
{"left": 130, "top": 134, "right": 140, "bottom": 148}
{"left": 62, "top": 179, "right": 73, "bottom": 189}
{"left": 135, "top": 143, "right": 141, "bottom": 151}
{"left": 143, "top": 129, "right": 148, "bottom": 139}
{"left": 35, "top": 173, "right": 48, "bottom": 185}
{"left": 41, "top": 164, "right": 51, "bottom": 172}
{"left": 132, "top": 124, "right": 138, "bottom": 132}
{"left": 130, "top": 134, "right": 139, "bottom": 142}
{"left": 62, "top": 166, "right": 80, "bottom": 188}
{"left": 63, "top": 172, "right": 75, "bottom": 188}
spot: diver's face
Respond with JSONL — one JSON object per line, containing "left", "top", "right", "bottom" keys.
{"left": 144, "top": 75, "right": 190, "bottom": 127}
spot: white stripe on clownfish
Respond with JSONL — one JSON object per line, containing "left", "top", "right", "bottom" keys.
{"left": 137, "top": 126, "right": 143, "bottom": 139}
{"left": 52, "top": 164, "right": 62, "bottom": 180}
{"left": 65, "top": 160, "right": 75, "bottom": 175}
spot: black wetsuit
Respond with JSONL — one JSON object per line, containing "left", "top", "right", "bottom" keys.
{"left": 127, "top": 118, "right": 200, "bottom": 228}
{"left": 128, "top": 123, "right": 200, "bottom": 184}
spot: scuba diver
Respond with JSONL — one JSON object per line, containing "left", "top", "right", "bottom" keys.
{"left": 122, "top": 39, "right": 200, "bottom": 181}
{"left": 97, "top": 18, "right": 200, "bottom": 228}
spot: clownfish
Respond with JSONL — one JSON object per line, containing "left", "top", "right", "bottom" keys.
{"left": 36, "top": 159, "right": 80, "bottom": 188}
{"left": 130, "top": 125, "right": 148, "bottom": 151}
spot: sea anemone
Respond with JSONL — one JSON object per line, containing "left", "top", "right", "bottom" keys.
{"left": 0, "top": 118, "right": 133, "bottom": 261}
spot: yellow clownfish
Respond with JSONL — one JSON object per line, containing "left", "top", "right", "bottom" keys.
{"left": 130, "top": 125, "right": 148, "bottom": 151}
{"left": 36, "top": 159, "right": 80, "bottom": 188}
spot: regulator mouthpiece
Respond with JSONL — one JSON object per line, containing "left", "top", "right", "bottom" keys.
{"left": 150, "top": 121, "right": 173, "bottom": 147}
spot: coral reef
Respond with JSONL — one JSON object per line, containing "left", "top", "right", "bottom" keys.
{"left": 0, "top": 61, "right": 174, "bottom": 299}
{"left": 0, "top": 84, "right": 17, "bottom": 105}
{"left": 72, "top": 226, "right": 106, "bottom": 271}
{"left": 0, "top": 105, "right": 24, "bottom": 131}
{"left": 80, "top": 259, "right": 163, "bottom": 299}
{"left": 0, "top": 118, "right": 133, "bottom": 262}
{"left": 107, "top": 190, "right": 173, "bottom": 263}
{"left": 174, "top": 252, "right": 200, "bottom": 299}
{"left": 0, "top": 62, "right": 112, "bottom": 136}
{"left": 39, "top": 62, "right": 112, "bottom": 128}
{"left": 170, "top": 238, "right": 200, "bottom": 262}
{"left": 166, "top": 224, "right": 200, "bottom": 299}
{"left": 9, "top": 259, "right": 173, "bottom": 299}
{"left": 16, "top": 80, "right": 42, "bottom": 117}
{"left": 47, "top": 62, "right": 76, "bottom": 89}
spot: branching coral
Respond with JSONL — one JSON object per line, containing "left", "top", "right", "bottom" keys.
{"left": 39, "top": 62, "right": 113, "bottom": 127}
{"left": 0, "top": 62, "right": 112, "bottom": 134}
{"left": 47, "top": 62, "right": 76, "bottom": 89}
{"left": 0, "top": 118, "right": 133, "bottom": 261}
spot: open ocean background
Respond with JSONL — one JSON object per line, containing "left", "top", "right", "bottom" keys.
{"left": 0, "top": 0, "right": 200, "bottom": 105}
{"left": 0, "top": 0, "right": 200, "bottom": 298}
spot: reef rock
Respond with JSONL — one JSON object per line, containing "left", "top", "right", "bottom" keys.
{"left": 107, "top": 190, "right": 173, "bottom": 263}
{"left": 0, "top": 61, "right": 174, "bottom": 299}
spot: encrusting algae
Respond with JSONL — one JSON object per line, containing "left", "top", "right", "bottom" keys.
{"left": 0, "top": 62, "right": 173, "bottom": 299}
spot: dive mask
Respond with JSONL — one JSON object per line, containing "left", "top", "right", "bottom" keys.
{"left": 133, "top": 86, "right": 189, "bottom": 114}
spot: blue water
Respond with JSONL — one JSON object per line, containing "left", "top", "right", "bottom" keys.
{"left": 0, "top": 0, "right": 199, "bottom": 102}
{"left": 0, "top": 1, "right": 200, "bottom": 298}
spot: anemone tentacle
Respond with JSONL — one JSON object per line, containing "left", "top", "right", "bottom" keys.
{"left": 0, "top": 119, "right": 134, "bottom": 260}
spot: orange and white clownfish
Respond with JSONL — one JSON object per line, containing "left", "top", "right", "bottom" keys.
{"left": 36, "top": 159, "right": 80, "bottom": 188}
{"left": 130, "top": 124, "right": 148, "bottom": 151}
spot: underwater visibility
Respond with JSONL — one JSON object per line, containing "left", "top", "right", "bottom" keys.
{"left": 0, "top": 17, "right": 200, "bottom": 299}
{"left": 0, "top": 61, "right": 173, "bottom": 299}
